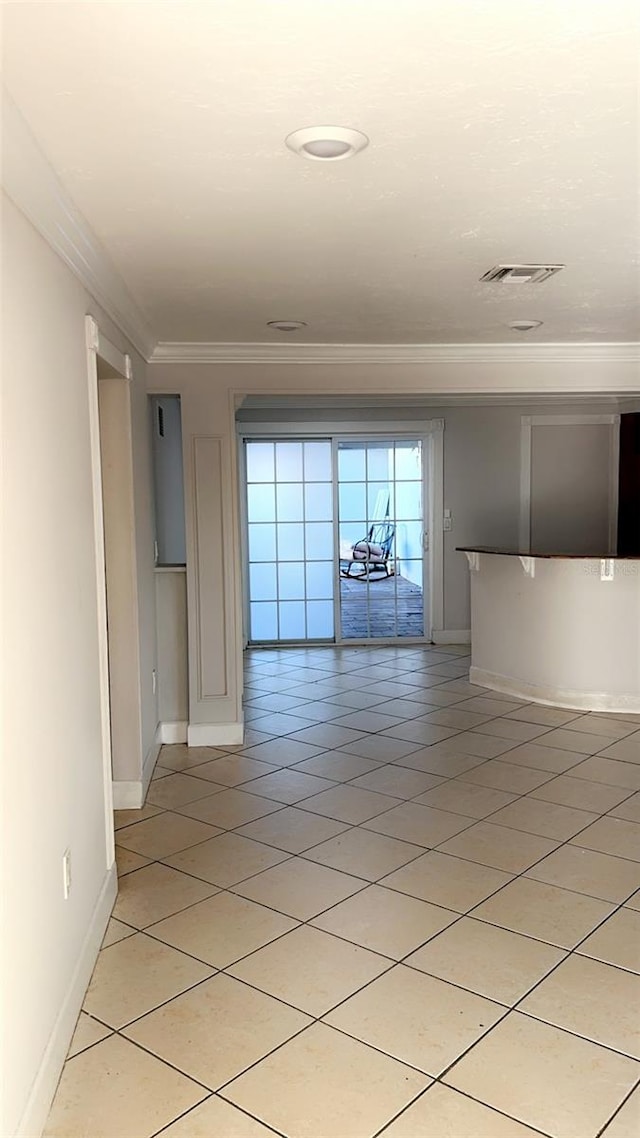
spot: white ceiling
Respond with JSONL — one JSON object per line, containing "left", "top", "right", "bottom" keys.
{"left": 3, "top": 0, "right": 639, "bottom": 345}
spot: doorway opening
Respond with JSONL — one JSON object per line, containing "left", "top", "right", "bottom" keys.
{"left": 241, "top": 428, "right": 439, "bottom": 646}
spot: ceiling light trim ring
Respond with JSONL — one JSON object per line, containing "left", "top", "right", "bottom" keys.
{"left": 285, "top": 125, "right": 369, "bottom": 162}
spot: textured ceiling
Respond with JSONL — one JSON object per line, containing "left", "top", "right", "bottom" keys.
{"left": 3, "top": 0, "right": 639, "bottom": 344}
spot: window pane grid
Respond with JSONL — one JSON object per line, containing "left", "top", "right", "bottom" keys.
{"left": 246, "top": 440, "right": 333, "bottom": 642}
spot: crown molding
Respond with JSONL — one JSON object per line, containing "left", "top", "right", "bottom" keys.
{"left": 151, "top": 341, "right": 640, "bottom": 366}
{"left": 2, "top": 89, "right": 156, "bottom": 361}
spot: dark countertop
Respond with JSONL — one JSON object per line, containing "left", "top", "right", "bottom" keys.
{"left": 456, "top": 546, "right": 640, "bottom": 560}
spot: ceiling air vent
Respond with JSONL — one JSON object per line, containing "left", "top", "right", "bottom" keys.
{"left": 480, "top": 263, "right": 564, "bottom": 284}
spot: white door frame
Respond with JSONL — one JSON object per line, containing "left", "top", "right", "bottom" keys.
{"left": 237, "top": 420, "right": 444, "bottom": 643}
{"left": 85, "top": 315, "right": 133, "bottom": 865}
{"left": 520, "top": 414, "right": 620, "bottom": 552}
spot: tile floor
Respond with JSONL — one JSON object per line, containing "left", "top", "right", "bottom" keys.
{"left": 46, "top": 645, "right": 640, "bottom": 1138}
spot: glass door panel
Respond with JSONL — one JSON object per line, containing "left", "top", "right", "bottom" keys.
{"left": 245, "top": 439, "right": 334, "bottom": 642}
{"left": 338, "top": 439, "right": 425, "bottom": 641}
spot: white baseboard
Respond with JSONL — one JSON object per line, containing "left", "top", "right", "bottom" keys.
{"left": 431, "top": 629, "right": 471, "bottom": 645}
{"left": 187, "top": 721, "right": 244, "bottom": 746}
{"left": 111, "top": 780, "right": 143, "bottom": 809}
{"left": 16, "top": 863, "right": 117, "bottom": 1138}
{"left": 159, "top": 720, "right": 188, "bottom": 744}
{"left": 469, "top": 666, "right": 640, "bottom": 714}
{"left": 112, "top": 730, "right": 162, "bottom": 809}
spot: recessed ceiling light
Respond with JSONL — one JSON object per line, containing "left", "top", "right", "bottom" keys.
{"left": 285, "top": 126, "right": 369, "bottom": 162}
{"left": 507, "top": 319, "right": 543, "bottom": 332}
{"left": 266, "top": 320, "right": 307, "bottom": 332}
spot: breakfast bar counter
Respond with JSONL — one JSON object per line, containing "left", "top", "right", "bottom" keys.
{"left": 458, "top": 547, "right": 640, "bottom": 713}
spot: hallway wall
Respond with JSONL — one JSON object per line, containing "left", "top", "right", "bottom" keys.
{"left": 1, "top": 194, "right": 158, "bottom": 1136}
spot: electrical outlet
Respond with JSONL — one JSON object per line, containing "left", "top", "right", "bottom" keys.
{"left": 62, "top": 849, "right": 71, "bottom": 900}
{"left": 443, "top": 509, "right": 453, "bottom": 531}
{"left": 152, "top": 669, "right": 157, "bottom": 695}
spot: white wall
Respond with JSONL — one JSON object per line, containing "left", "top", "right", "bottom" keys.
{"left": 155, "top": 568, "right": 188, "bottom": 726}
{"left": 0, "top": 193, "right": 157, "bottom": 1136}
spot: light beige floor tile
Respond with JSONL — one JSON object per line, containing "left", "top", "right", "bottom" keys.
{"left": 601, "top": 1089, "right": 640, "bottom": 1138}
{"left": 180, "top": 755, "right": 278, "bottom": 786}
{"left": 334, "top": 709, "right": 407, "bottom": 732}
{"left": 163, "top": 831, "right": 290, "bottom": 887}
{"left": 159, "top": 743, "right": 231, "bottom": 771}
{"left": 611, "top": 792, "right": 640, "bottom": 823}
{"left": 248, "top": 711, "right": 314, "bottom": 736}
{"left": 115, "top": 846, "right": 152, "bottom": 876}
{"left": 311, "top": 884, "right": 457, "bottom": 958}
{"left": 435, "top": 730, "right": 519, "bottom": 758}
{"left": 243, "top": 768, "right": 335, "bottom": 804}
{"left": 598, "top": 733, "right": 640, "bottom": 763}
{"left": 114, "top": 803, "right": 163, "bottom": 829}
{"left": 381, "top": 722, "right": 462, "bottom": 747}
{"left": 233, "top": 857, "right": 365, "bottom": 920}
{"left": 83, "top": 932, "right": 212, "bottom": 1028}
{"left": 236, "top": 805, "right": 349, "bottom": 852}
{"left": 176, "top": 788, "right": 285, "bottom": 828}
{"left": 419, "top": 707, "right": 493, "bottom": 729}
{"left": 67, "top": 1012, "right": 111, "bottom": 1058}
{"left": 526, "top": 845, "right": 640, "bottom": 902}
{"left": 363, "top": 802, "right": 475, "bottom": 847}
{"left": 459, "top": 760, "right": 554, "bottom": 794}
{"left": 160, "top": 1095, "right": 278, "bottom": 1137}
{"left": 146, "top": 772, "right": 225, "bottom": 809}
{"left": 325, "top": 964, "right": 503, "bottom": 1075}
{"left": 302, "top": 783, "right": 400, "bottom": 823}
{"left": 578, "top": 907, "right": 640, "bottom": 972}
{"left": 151, "top": 763, "right": 173, "bottom": 780}
{"left": 536, "top": 728, "right": 616, "bottom": 754}
{"left": 488, "top": 797, "right": 597, "bottom": 840}
{"left": 124, "top": 974, "right": 310, "bottom": 1090}
{"left": 115, "top": 811, "right": 221, "bottom": 859}
{"left": 148, "top": 891, "right": 297, "bottom": 968}
{"left": 413, "top": 780, "right": 517, "bottom": 818}
{"left": 349, "top": 765, "right": 444, "bottom": 799}
{"left": 472, "top": 718, "right": 552, "bottom": 742}
{"left": 520, "top": 954, "right": 640, "bottom": 1057}
{"left": 625, "top": 890, "right": 640, "bottom": 910}
{"left": 224, "top": 1021, "right": 430, "bottom": 1138}
{"left": 504, "top": 705, "right": 585, "bottom": 727}
{"left": 112, "top": 863, "right": 218, "bottom": 928}
{"left": 501, "top": 742, "right": 589, "bottom": 774}
{"left": 571, "top": 815, "right": 640, "bottom": 861}
{"left": 473, "top": 876, "right": 615, "bottom": 948}
{"left": 228, "top": 924, "right": 390, "bottom": 1015}
{"left": 43, "top": 1034, "right": 207, "bottom": 1138}
{"left": 569, "top": 717, "right": 639, "bottom": 740}
{"left": 459, "top": 697, "right": 539, "bottom": 718}
{"left": 292, "top": 750, "right": 385, "bottom": 781}
{"left": 567, "top": 756, "right": 640, "bottom": 790}
{"left": 101, "top": 917, "right": 136, "bottom": 948}
{"left": 304, "top": 827, "right": 423, "bottom": 880}
{"left": 530, "top": 775, "right": 632, "bottom": 813}
{"left": 406, "top": 917, "right": 564, "bottom": 1005}
{"left": 394, "top": 748, "right": 484, "bottom": 778}
{"left": 379, "top": 1083, "right": 542, "bottom": 1137}
{"left": 383, "top": 850, "right": 513, "bottom": 912}
{"left": 240, "top": 738, "right": 326, "bottom": 765}
{"left": 445, "top": 1012, "right": 639, "bottom": 1138}
{"left": 437, "top": 821, "right": 558, "bottom": 873}
{"left": 325, "top": 733, "right": 422, "bottom": 762}
{"left": 288, "top": 723, "right": 369, "bottom": 750}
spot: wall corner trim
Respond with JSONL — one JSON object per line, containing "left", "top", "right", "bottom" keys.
{"left": 187, "top": 722, "right": 244, "bottom": 746}
{"left": 159, "top": 721, "right": 189, "bottom": 744}
{"left": 15, "top": 864, "right": 117, "bottom": 1138}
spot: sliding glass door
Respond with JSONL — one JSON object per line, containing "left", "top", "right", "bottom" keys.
{"left": 243, "top": 433, "right": 429, "bottom": 645}
{"left": 337, "top": 439, "right": 425, "bottom": 640}
{"left": 245, "top": 439, "right": 334, "bottom": 642}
